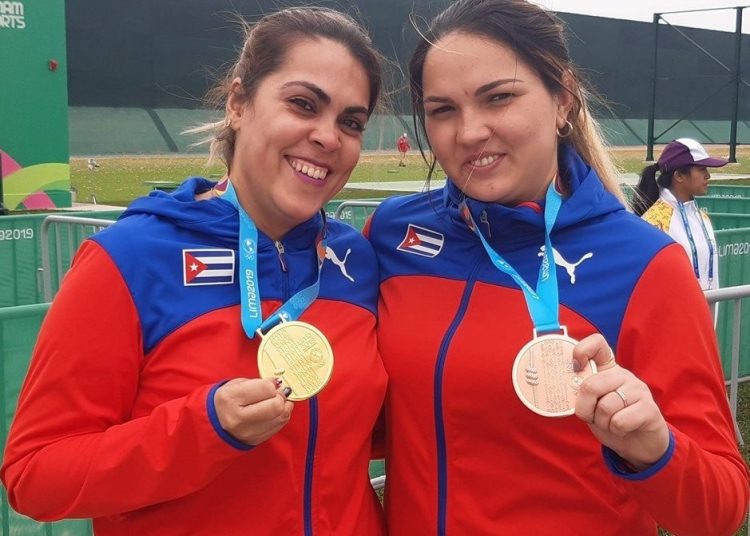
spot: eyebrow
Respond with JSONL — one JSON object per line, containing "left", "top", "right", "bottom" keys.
{"left": 281, "top": 80, "right": 369, "bottom": 116}
{"left": 423, "top": 78, "right": 523, "bottom": 103}
{"left": 475, "top": 78, "right": 522, "bottom": 96}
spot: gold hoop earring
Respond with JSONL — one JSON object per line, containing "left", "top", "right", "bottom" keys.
{"left": 556, "top": 120, "right": 573, "bottom": 138}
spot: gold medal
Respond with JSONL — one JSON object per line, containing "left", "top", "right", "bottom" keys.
{"left": 257, "top": 320, "right": 334, "bottom": 401}
{"left": 511, "top": 328, "right": 596, "bottom": 417}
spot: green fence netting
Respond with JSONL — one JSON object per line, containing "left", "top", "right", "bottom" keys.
{"left": 707, "top": 184, "right": 750, "bottom": 198}
{"left": 697, "top": 196, "right": 750, "bottom": 214}
{"left": 710, "top": 213, "right": 750, "bottom": 231}
{"left": 0, "top": 303, "right": 93, "bottom": 535}
{"left": 716, "top": 227, "right": 750, "bottom": 377}
{"left": 0, "top": 211, "right": 123, "bottom": 308}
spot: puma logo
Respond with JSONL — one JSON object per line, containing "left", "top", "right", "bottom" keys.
{"left": 325, "top": 246, "right": 354, "bottom": 282}
{"left": 538, "top": 246, "right": 593, "bottom": 284}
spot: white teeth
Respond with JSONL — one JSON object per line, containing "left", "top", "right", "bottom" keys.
{"left": 289, "top": 158, "right": 328, "bottom": 180}
{"left": 470, "top": 154, "right": 500, "bottom": 167}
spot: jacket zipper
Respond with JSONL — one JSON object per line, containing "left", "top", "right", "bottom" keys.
{"left": 435, "top": 259, "right": 481, "bottom": 536}
{"left": 274, "top": 240, "right": 289, "bottom": 299}
{"left": 304, "top": 398, "right": 319, "bottom": 536}
{"left": 276, "top": 239, "right": 316, "bottom": 535}
{"left": 480, "top": 210, "right": 492, "bottom": 238}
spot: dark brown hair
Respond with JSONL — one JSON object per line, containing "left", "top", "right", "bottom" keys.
{"left": 191, "top": 7, "right": 382, "bottom": 168}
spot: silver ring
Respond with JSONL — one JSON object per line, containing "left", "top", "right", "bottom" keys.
{"left": 614, "top": 388, "right": 628, "bottom": 408}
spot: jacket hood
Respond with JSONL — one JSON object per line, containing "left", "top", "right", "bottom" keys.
{"left": 120, "top": 177, "right": 323, "bottom": 250}
{"left": 443, "top": 144, "right": 626, "bottom": 248}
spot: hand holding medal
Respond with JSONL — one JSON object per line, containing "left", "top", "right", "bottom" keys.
{"left": 214, "top": 378, "right": 294, "bottom": 446}
{"left": 572, "top": 334, "right": 670, "bottom": 470}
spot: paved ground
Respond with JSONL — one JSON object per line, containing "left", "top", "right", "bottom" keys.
{"left": 343, "top": 172, "right": 749, "bottom": 193}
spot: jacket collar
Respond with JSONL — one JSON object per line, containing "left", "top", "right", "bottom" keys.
{"left": 659, "top": 187, "right": 698, "bottom": 210}
{"left": 442, "top": 144, "right": 625, "bottom": 249}
{"left": 122, "top": 176, "right": 324, "bottom": 251}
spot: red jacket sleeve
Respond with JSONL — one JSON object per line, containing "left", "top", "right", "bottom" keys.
{"left": 0, "top": 241, "right": 246, "bottom": 521}
{"left": 615, "top": 243, "right": 749, "bottom": 535}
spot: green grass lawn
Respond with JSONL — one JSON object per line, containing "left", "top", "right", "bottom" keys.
{"left": 71, "top": 153, "right": 438, "bottom": 206}
{"left": 71, "top": 146, "right": 750, "bottom": 206}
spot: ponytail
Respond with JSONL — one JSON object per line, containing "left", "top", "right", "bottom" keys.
{"left": 632, "top": 163, "right": 661, "bottom": 216}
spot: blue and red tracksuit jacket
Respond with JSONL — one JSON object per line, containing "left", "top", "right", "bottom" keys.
{"left": 2, "top": 178, "right": 387, "bottom": 535}
{"left": 367, "top": 145, "right": 748, "bottom": 536}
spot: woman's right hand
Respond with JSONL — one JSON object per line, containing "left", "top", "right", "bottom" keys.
{"left": 214, "top": 378, "right": 294, "bottom": 446}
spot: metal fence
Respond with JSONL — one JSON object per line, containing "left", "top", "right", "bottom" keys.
{"left": 707, "top": 284, "right": 750, "bottom": 447}
{"left": 39, "top": 216, "right": 115, "bottom": 302}
{"left": 333, "top": 200, "right": 381, "bottom": 231}
{"left": 0, "top": 210, "right": 122, "bottom": 307}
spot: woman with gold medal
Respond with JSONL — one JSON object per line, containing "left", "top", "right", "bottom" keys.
{"left": 367, "top": 0, "right": 748, "bottom": 534}
{"left": 2, "top": 8, "right": 387, "bottom": 535}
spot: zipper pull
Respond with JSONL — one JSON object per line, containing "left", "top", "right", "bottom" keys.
{"left": 480, "top": 210, "right": 492, "bottom": 238}
{"left": 274, "top": 240, "right": 288, "bottom": 272}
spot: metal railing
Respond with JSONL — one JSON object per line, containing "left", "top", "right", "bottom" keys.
{"left": 706, "top": 284, "right": 750, "bottom": 447}
{"left": 333, "top": 200, "right": 381, "bottom": 228}
{"left": 39, "top": 215, "right": 115, "bottom": 302}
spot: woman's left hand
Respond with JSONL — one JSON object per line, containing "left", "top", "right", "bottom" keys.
{"left": 573, "top": 334, "right": 670, "bottom": 471}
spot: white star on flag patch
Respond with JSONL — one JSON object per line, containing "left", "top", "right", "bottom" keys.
{"left": 182, "top": 248, "right": 235, "bottom": 286}
{"left": 397, "top": 224, "right": 444, "bottom": 258}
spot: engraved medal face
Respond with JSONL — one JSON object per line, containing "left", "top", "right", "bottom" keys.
{"left": 257, "top": 321, "right": 334, "bottom": 401}
{"left": 511, "top": 333, "right": 596, "bottom": 417}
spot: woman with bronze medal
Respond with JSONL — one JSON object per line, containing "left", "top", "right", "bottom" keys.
{"left": 367, "top": 0, "right": 748, "bottom": 534}
{"left": 2, "top": 8, "right": 387, "bottom": 535}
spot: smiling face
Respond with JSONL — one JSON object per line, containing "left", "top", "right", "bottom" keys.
{"left": 422, "top": 32, "right": 572, "bottom": 205}
{"left": 227, "top": 37, "right": 370, "bottom": 239}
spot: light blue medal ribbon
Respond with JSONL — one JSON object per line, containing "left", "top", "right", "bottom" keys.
{"left": 459, "top": 182, "right": 564, "bottom": 334}
{"left": 676, "top": 201, "right": 714, "bottom": 285}
{"left": 220, "top": 180, "right": 327, "bottom": 338}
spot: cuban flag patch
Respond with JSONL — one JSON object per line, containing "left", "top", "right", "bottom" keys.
{"left": 183, "top": 248, "right": 235, "bottom": 286}
{"left": 397, "top": 224, "right": 444, "bottom": 258}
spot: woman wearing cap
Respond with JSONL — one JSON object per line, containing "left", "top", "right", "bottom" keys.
{"left": 366, "top": 1, "right": 748, "bottom": 534}
{"left": 634, "top": 138, "right": 726, "bottom": 290}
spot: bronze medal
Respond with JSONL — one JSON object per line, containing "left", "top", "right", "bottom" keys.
{"left": 511, "top": 329, "right": 596, "bottom": 417}
{"left": 257, "top": 320, "right": 334, "bottom": 401}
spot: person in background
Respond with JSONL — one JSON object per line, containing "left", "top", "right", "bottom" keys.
{"left": 396, "top": 132, "right": 410, "bottom": 166}
{"left": 634, "top": 138, "right": 726, "bottom": 291}
{"left": 1, "top": 7, "right": 387, "bottom": 535}
{"left": 366, "top": 1, "right": 748, "bottom": 534}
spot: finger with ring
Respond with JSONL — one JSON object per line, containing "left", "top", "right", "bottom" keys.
{"left": 599, "top": 351, "right": 616, "bottom": 370}
{"left": 614, "top": 388, "right": 628, "bottom": 408}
